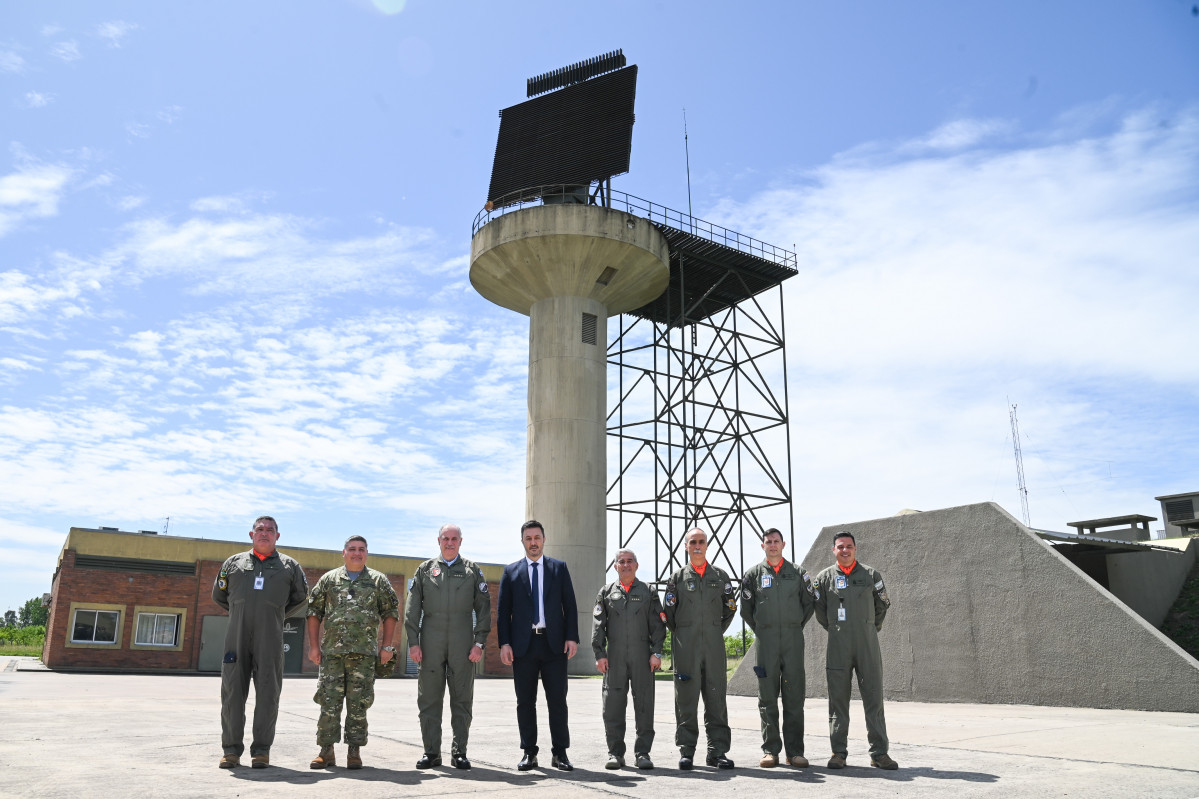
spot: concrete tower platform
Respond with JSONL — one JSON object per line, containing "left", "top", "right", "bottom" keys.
{"left": 471, "top": 203, "right": 669, "bottom": 670}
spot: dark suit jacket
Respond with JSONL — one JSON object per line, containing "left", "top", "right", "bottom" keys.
{"left": 497, "top": 556, "right": 579, "bottom": 657}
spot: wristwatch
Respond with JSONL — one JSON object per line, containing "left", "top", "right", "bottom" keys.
{"left": 382, "top": 645, "right": 396, "bottom": 653}
{"left": 652, "top": 653, "right": 663, "bottom": 659}
{"left": 473, "top": 642, "right": 484, "bottom": 649}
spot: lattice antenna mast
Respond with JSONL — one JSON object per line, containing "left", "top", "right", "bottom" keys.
{"left": 1009, "top": 403, "right": 1031, "bottom": 526}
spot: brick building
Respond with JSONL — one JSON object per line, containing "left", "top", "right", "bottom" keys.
{"left": 43, "top": 526, "right": 509, "bottom": 677}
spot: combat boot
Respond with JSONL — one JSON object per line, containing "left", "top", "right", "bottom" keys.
{"left": 871, "top": 753, "right": 898, "bottom": 770}
{"left": 347, "top": 745, "right": 363, "bottom": 769}
{"left": 310, "top": 745, "right": 336, "bottom": 769}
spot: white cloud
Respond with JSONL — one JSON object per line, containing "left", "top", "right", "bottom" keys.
{"left": 108, "top": 211, "right": 442, "bottom": 297}
{"left": 0, "top": 50, "right": 26, "bottom": 74}
{"left": 910, "top": 118, "right": 1011, "bottom": 151}
{"left": 23, "top": 91, "right": 54, "bottom": 109}
{"left": 0, "top": 162, "right": 75, "bottom": 237}
{"left": 125, "top": 121, "right": 151, "bottom": 139}
{"left": 50, "top": 40, "right": 81, "bottom": 62}
{"left": 190, "top": 195, "right": 248, "bottom": 214}
{"left": 116, "top": 195, "right": 145, "bottom": 211}
{"left": 156, "top": 105, "right": 183, "bottom": 124}
{"left": 708, "top": 105, "right": 1199, "bottom": 543}
{"left": 96, "top": 21, "right": 138, "bottom": 48}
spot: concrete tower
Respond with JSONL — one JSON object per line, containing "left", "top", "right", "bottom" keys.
{"left": 470, "top": 203, "right": 669, "bottom": 669}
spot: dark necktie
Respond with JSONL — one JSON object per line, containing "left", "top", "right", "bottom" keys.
{"left": 531, "top": 561, "right": 541, "bottom": 626}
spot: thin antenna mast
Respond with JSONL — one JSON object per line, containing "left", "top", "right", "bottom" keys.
{"left": 683, "top": 108, "right": 694, "bottom": 233}
{"left": 1009, "top": 403, "right": 1031, "bottom": 526}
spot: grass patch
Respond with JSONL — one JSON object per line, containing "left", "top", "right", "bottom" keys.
{"left": 1161, "top": 555, "right": 1199, "bottom": 660}
{"left": 0, "top": 645, "right": 41, "bottom": 657}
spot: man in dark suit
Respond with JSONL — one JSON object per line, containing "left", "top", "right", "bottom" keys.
{"left": 498, "top": 519, "right": 580, "bottom": 771}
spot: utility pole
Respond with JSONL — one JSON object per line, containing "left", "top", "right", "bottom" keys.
{"left": 1009, "top": 403, "right": 1031, "bottom": 526}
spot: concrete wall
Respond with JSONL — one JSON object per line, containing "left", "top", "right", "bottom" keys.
{"left": 729, "top": 502, "right": 1199, "bottom": 712}
{"left": 1105, "top": 543, "right": 1197, "bottom": 628}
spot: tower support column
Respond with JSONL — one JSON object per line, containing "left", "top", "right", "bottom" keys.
{"left": 527, "top": 295, "right": 608, "bottom": 659}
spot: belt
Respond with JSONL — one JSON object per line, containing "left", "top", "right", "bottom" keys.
{"left": 532, "top": 627, "right": 545, "bottom": 635}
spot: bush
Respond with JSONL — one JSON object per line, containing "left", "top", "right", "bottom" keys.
{"left": 725, "top": 629, "right": 754, "bottom": 658}
{"left": 0, "top": 625, "right": 45, "bottom": 646}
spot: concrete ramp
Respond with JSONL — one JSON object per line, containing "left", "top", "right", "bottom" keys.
{"left": 730, "top": 502, "right": 1199, "bottom": 712}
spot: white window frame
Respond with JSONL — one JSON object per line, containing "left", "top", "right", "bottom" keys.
{"left": 67, "top": 604, "right": 124, "bottom": 647}
{"left": 134, "top": 612, "right": 180, "bottom": 647}
{"left": 129, "top": 605, "right": 188, "bottom": 652}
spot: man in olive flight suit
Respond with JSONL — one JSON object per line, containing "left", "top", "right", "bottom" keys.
{"left": 404, "top": 523, "right": 492, "bottom": 770}
{"left": 740, "top": 527, "right": 817, "bottom": 769}
{"left": 306, "top": 535, "right": 400, "bottom": 770}
{"left": 663, "top": 527, "right": 738, "bottom": 770}
{"left": 591, "top": 548, "right": 667, "bottom": 770}
{"left": 213, "top": 515, "right": 310, "bottom": 769}
{"left": 813, "top": 530, "right": 898, "bottom": 770}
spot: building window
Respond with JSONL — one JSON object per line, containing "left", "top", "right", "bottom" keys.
{"left": 135, "top": 613, "right": 179, "bottom": 647}
{"left": 130, "top": 605, "right": 188, "bottom": 652}
{"left": 71, "top": 609, "right": 120, "bottom": 644}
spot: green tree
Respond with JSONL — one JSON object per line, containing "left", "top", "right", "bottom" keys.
{"left": 18, "top": 597, "right": 48, "bottom": 628}
{"left": 2, "top": 610, "right": 16, "bottom": 628}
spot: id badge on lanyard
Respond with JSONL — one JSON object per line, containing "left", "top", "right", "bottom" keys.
{"left": 254, "top": 573, "right": 265, "bottom": 590}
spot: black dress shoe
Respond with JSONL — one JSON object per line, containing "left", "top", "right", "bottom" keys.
{"left": 706, "top": 754, "right": 735, "bottom": 769}
{"left": 451, "top": 753, "right": 471, "bottom": 770}
{"left": 517, "top": 752, "right": 538, "bottom": 771}
{"left": 679, "top": 756, "right": 693, "bottom": 770}
{"left": 416, "top": 753, "right": 442, "bottom": 769}
{"left": 551, "top": 754, "right": 573, "bottom": 771}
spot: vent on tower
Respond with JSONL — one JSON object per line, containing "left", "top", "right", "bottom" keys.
{"left": 596, "top": 267, "right": 618, "bottom": 286}
{"left": 1165, "top": 499, "right": 1195, "bottom": 522}
{"left": 581, "top": 313, "right": 598, "bottom": 345}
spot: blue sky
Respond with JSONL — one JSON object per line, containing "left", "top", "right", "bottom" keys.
{"left": 2, "top": 1, "right": 1197, "bottom": 615}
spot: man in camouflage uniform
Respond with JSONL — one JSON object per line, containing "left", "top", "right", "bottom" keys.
{"left": 813, "top": 530, "right": 897, "bottom": 770}
{"left": 213, "top": 515, "right": 309, "bottom": 769}
{"left": 740, "top": 527, "right": 817, "bottom": 768}
{"left": 663, "top": 528, "right": 738, "bottom": 770}
{"left": 404, "top": 523, "right": 491, "bottom": 769}
{"left": 591, "top": 548, "right": 666, "bottom": 770}
{"left": 306, "top": 535, "right": 400, "bottom": 770}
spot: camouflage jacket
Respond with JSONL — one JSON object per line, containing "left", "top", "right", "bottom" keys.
{"left": 307, "top": 566, "right": 400, "bottom": 656}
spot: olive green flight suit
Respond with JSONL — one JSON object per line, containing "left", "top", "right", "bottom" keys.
{"left": 663, "top": 562, "right": 737, "bottom": 758}
{"left": 403, "top": 556, "right": 492, "bottom": 757}
{"left": 591, "top": 579, "right": 667, "bottom": 759}
{"left": 740, "top": 559, "right": 816, "bottom": 758}
{"left": 307, "top": 566, "right": 400, "bottom": 746}
{"left": 813, "top": 561, "right": 891, "bottom": 758}
{"left": 212, "top": 549, "right": 309, "bottom": 758}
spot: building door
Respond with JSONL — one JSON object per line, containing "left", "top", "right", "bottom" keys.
{"left": 282, "top": 616, "right": 305, "bottom": 674}
{"left": 199, "top": 614, "right": 305, "bottom": 673}
{"left": 198, "top": 615, "right": 229, "bottom": 672}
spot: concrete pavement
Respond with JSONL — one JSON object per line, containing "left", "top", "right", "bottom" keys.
{"left": 0, "top": 657, "right": 1196, "bottom": 799}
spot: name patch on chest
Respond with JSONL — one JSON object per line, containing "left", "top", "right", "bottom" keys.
{"left": 760, "top": 574, "right": 773, "bottom": 589}
{"left": 835, "top": 575, "right": 848, "bottom": 590}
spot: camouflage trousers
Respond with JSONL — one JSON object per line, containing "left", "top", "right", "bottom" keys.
{"left": 314, "top": 653, "right": 377, "bottom": 745}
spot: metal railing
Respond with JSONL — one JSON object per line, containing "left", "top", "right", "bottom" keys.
{"left": 473, "top": 185, "right": 797, "bottom": 271}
